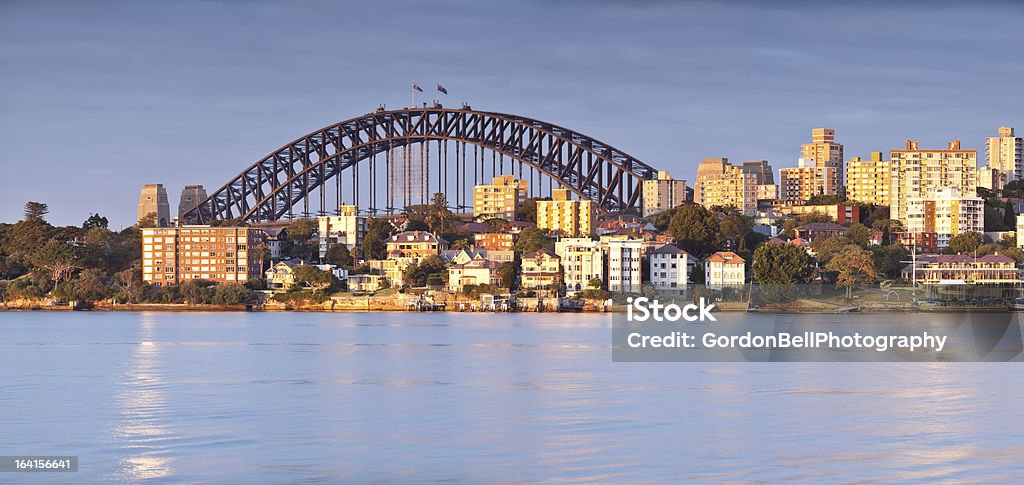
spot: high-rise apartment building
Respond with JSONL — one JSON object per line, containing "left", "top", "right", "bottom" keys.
{"left": 693, "top": 157, "right": 727, "bottom": 204}
{"left": 890, "top": 140, "right": 977, "bottom": 224}
{"left": 536, "top": 189, "right": 595, "bottom": 237}
{"left": 694, "top": 158, "right": 759, "bottom": 215}
{"left": 177, "top": 184, "right": 209, "bottom": 220}
{"left": 318, "top": 206, "right": 366, "bottom": 258}
{"left": 845, "top": 152, "right": 890, "bottom": 206}
{"left": 554, "top": 237, "right": 604, "bottom": 295}
{"left": 138, "top": 184, "right": 171, "bottom": 227}
{"left": 800, "top": 128, "right": 844, "bottom": 191}
{"left": 742, "top": 160, "right": 775, "bottom": 185}
{"left": 473, "top": 175, "right": 528, "bottom": 221}
{"left": 779, "top": 158, "right": 838, "bottom": 202}
{"left": 984, "top": 126, "right": 1023, "bottom": 188}
{"left": 904, "top": 187, "right": 983, "bottom": 249}
{"left": 641, "top": 170, "right": 688, "bottom": 216}
{"left": 142, "top": 226, "right": 265, "bottom": 285}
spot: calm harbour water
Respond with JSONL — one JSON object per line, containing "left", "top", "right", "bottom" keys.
{"left": 1, "top": 311, "right": 1022, "bottom": 483}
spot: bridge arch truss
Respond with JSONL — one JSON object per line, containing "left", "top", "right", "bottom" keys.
{"left": 184, "top": 107, "right": 660, "bottom": 223}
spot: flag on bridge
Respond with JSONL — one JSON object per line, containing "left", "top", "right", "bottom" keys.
{"left": 437, "top": 84, "right": 447, "bottom": 95}
{"left": 412, "top": 83, "right": 423, "bottom": 92}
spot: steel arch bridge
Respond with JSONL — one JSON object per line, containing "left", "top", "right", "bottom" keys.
{"left": 182, "top": 106, "right": 661, "bottom": 223}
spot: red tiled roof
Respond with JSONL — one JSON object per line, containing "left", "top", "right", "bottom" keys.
{"left": 706, "top": 251, "right": 745, "bottom": 264}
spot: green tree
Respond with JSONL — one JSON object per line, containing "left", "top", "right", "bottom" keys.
{"left": 517, "top": 198, "right": 542, "bottom": 223}
{"left": 870, "top": 245, "right": 910, "bottom": 278}
{"left": 293, "top": 265, "right": 338, "bottom": 293}
{"left": 668, "top": 203, "right": 721, "bottom": 257}
{"left": 719, "top": 214, "right": 754, "bottom": 249}
{"left": 83, "top": 213, "right": 109, "bottom": 229}
{"left": 500, "top": 253, "right": 521, "bottom": 289}
{"left": 514, "top": 227, "right": 554, "bottom": 253}
{"left": 689, "top": 262, "right": 705, "bottom": 284}
{"left": 826, "top": 245, "right": 878, "bottom": 298}
{"left": 113, "top": 267, "right": 145, "bottom": 303}
{"left": 362, "top": 218, "right": 394, "bottom": 260}
{"left": 180, "top": 280, "right": 215, "bottom": 304}
{"left": 403, "top": 219, "right": 430, "bottom": 232}
{"left": 212, "top": 283, "right": 253, "bottom": 305}
{"left": 812, "top": 235, "right": 855, "bottom": 265}
{"left": 23, "top": 201, "right": 49, "bottom": 222}
{"left": 76, "top": 268, "right": 110, "bottom": 301}
{"left": 1003, "top": 200, "right": 1015, "bottom": 229}
{"left": 945, "top": 232, "right": 984, "bottom": 255}
{"left": 287, "top": 218, "right": 316, "bottom": 242}
{"left": 31, "top": 240, "right": 79, "bottom": 284}
{"left": 403, "top": 255, "right": 446, "bottom": 287}
{"left": 426, "top": 192, "right": 453, "bottom": 235}
{"left": 137, "top": 212, "right": 158, "bottom": 228}
{"left": 845, "top": 223, "right": 871, "bottom": 247}
{"left": 325, "top": 244, "right": 354, "bottom": 267}
{"left": 752, "top": 243, "right": 814, "bottom": 285}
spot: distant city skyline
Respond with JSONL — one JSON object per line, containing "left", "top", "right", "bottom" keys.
{"left": 1, "top": 0, "right": 1022, "bottom": 227}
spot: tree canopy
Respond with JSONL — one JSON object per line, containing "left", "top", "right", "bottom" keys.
{"left": 752, "top": 242, "right": 815, "bottom": 285}
{"left": 667, "top": 203, "right": 721, "bottom": 257}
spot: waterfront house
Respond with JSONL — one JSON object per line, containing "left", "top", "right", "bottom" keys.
{"left": 448, "top": 256, "right": 503, "bottom": 292}
{"left": 900, "top": 253, "right": 1020, "bottom": 285}
{"left": 348, "top": 274, "right": 384, "bottom": 293}
{"left": 385, "top": 231, "right": 449, "bottom": 258}
{"left": 705, "top": 251, "right": 746, "bottom": 288}
{"left": 265, "top": 260, "right": 303, "bottom": 290}
{"left": 521, "top": 248, "right": 561, "bottom": 291}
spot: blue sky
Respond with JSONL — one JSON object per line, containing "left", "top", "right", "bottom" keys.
{"left": 1, "top": 0, "right": 1022, "bottom": 227}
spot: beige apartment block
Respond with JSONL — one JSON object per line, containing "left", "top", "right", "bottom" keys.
{"left": 984, "top": 126, "right": 1023, "bottom": 188}
{"left": 890, "top": 139, "right": 977, "bottom": 224}
{"left": 536, "top": 189, "right": 595, "bottom": 237}
{"left": 845, "top": 152, "right": 890, "bottom": 206}
{"left": 695, "top": 158, "right": 758, "bottom": 215}
{"left": 142, "top": 226, "right": 265, "bottom": 285}
{"left": 641, "top": 170, "right": 688, "bottom": 216}
{"left": 779, "top": 158, "right": 838, "bottom": 202}
{"left": 742, "top": 160, "right": 775, "bottom": 185}
{"left": 801, "top": 128, "right": 845, "bottom": 190}
{"left": 473, "top": 175, "right": 528, "bottom": 221}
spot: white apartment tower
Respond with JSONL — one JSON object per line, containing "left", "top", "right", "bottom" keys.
{"left": 318, "top": 206, "right": 366, "bottom": 258}
{"left": 602, "top": 238, "right": 642, "bottom": 293}
{"left": 554, "top": 238, "right": 605, "bottom": 295}
{"left": 985, "top": 127, "right": 1023, "bottom": 188}
{"left": 648, "top": 244, "right": 691, "bottom": 294}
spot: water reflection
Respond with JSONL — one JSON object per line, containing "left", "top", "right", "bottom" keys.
{"left": 1, "top": 311, "right": 1020, "bottom": 482}
{"left": 111, "top": 312, "right": 174, "bottom": 481}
